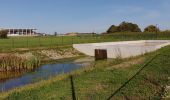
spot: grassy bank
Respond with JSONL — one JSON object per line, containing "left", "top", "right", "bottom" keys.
{"left": 0, "top": 45, "right": 170, "bottom": 99}
{"left": 0, "top": 47, "right": 82, "bottom": 70}
{"left": 1, "top": 32, "right": 170, "bottom": 52}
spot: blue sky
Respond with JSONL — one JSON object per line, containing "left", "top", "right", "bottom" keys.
{"left": 0, "top": 0, "right": 170, "bottom": 34}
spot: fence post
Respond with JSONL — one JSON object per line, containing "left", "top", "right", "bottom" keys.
{"left": 39, "top": 36, "right": 41, "bottom": 47}
{"left": 56, "top": 36, "right": 58, "bottom": 48}
{"left": 70, "top": 75, "right": 76, "bottom": 100}
{"left": 72, "top": 37, "right": 73, "bottom": 45}
{"left": 12, "top": 38, "right": 14, "bottom": 48}
{"left": 62, "top": 36, "right": 63, "bottom": 45}
{"left": 50, "top": 36, "right": 52, "bottom": 48}
{"left": 27, "top": 36, "right": 28, "bottom": 48}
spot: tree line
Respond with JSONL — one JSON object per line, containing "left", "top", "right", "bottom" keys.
{"left": 106, "top": 21, "right": 169, "bottom": 33}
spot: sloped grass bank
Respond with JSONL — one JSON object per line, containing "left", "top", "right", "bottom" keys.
{"left": 113, "top": 47, "right": 170, "bottom": 99}
{"left": 0, "top": 46, "right": 170, "bottom": 100}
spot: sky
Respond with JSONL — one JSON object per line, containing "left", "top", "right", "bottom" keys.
{"left": 0, "top": 0, "right": 170, "bottom": 34}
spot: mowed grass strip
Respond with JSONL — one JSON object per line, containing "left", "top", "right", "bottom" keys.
{"left": 0, "top": 45, "right": 170, "bottom": 99}
{"left": 1, "top": 33, "right": 170, "bottom": 52}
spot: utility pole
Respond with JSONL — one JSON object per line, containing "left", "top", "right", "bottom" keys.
{"left": 156, "top": 24, "right": 158, "bottom": 39}
{"left": 54, "top": 32, "right": 57, "bottom": 36}
{"left": 156, "top": 24, "right": 158, "bottom": 34}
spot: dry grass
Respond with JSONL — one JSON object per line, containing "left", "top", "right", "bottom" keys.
{"left": 0, "top": 53, "right": 40, "bottom": 72}
{"left": 39, "top": 48, "right": 80, "bottom": 60}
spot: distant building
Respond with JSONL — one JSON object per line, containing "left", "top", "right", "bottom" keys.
{"left": 66, "top": 32, "right": 97, "bottom": 36}
{"left": 77, "top": 33, "right": 97, "bottom": 36}
{"left": 0, "top": 28, "right": 37, "bottom": 36}
{"left": 66, "top": 32, "right": 78, "bottom": 36}
{"left": 57, "top": 34, "right": 67, "bottom": 36}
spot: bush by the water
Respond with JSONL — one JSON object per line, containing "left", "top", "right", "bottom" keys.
{"left": 0, "top": 54, "right": 41, "bottom": 72}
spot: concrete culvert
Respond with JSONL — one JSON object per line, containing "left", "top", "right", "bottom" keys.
{"left": 73, "top": 40, "right": 170, "bottom": 58}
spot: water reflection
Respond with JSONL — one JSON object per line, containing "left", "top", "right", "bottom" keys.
{"left": 0, "top": 71, "right": 25, "bottom": 83}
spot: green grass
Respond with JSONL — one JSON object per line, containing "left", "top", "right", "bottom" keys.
{"left": 0, "top": 45, "right": 170, "bottom": 100}
{"left": 1, "top": 32, "right": 170, "bottom": 52}
{"left": 113, "top": 52, "right": 170, "bottom": 99}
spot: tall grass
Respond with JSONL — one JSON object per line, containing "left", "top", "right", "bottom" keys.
{"left": 0, "top": 55, "right": 41, "bottom": 72}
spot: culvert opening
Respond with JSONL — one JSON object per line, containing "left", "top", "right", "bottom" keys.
{"left": 95, "top": 49, "right": 107, "bottom": 60}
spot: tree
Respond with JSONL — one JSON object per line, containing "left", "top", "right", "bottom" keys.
{"left": 0, "top": 30, "right": 8, "bottom": 39}
{"left": 117, "top": 22, "right": 141, "bottom": 32}
{"left": 162, "top": 30, "right": 170, "bottom": 33}
{"left": 107, "top": 21, "right": 141, "bottom": 33}
{"left": 144, "top": 25, "right": 160, "bottom": 33}
{"left": 107, "top": 25, "right": 119, "bottom": 33}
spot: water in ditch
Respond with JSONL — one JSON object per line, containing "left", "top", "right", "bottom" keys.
{"left": 0, "top": 57, "right": 94, "bottom": 92}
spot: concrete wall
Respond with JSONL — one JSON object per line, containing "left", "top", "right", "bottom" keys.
{"left": 73, "top": 40, "right": 170, "bottom": 58}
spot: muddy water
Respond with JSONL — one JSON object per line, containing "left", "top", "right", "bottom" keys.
{"left": 0, "top": 57, "right": 94, "bottom": 92}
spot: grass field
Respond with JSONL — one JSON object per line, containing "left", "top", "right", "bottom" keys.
{"left": 0, "top": 45, "right": 170, "bottom": 100}
{"left": 1, "top": 32, "right": 170, "bottom": 52}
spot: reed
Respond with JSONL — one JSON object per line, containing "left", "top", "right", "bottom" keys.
{"left": 0, "top": 54, "right": 41, "bottom": 72}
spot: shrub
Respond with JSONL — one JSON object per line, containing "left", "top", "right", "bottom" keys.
{"left": 0, "top": 54, "right": 41, "bottom": 72}
{"left": 144, "top": 25, "right": 160, "bottom": 33}
{"left": 0, "top": 30, "right": 8, "bottom": 38}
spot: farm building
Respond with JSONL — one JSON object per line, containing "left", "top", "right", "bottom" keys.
{"left": 0, "top": 28, "right": 37, "bottom": 36}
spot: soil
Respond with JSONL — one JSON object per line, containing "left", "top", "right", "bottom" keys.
{"left": 38, "top": 48, "right": 81, "bottom": 60}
